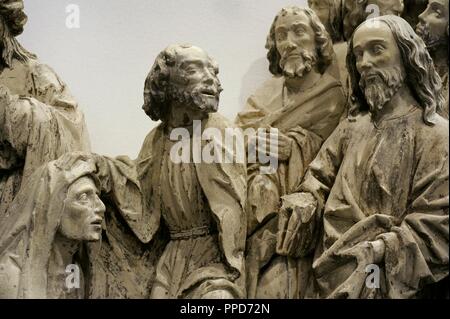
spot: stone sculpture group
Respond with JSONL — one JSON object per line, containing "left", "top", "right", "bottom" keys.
{"left": 0, "top": 0, "right": 448, "bottom": 299}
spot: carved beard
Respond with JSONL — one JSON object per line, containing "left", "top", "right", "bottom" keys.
{"left": 170, "top": 85, "right": 221, "bottom": 114}
{"left": 359, "top": 66, "right": 406, "bottom": 115}
{"left": 416, "top": 22, "right": 447, "bottom": 51}
{"left": 279, "top": 49, "right": 317, "bottom": 78}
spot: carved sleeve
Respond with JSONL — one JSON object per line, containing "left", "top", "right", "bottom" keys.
{"left": 296, "top": 120, "right": 348, "bottom": 214}
{"left": 28, "top": 63, "right": 78, "bottom": 110}
{"left": 376, "top": 127, "right": 449, "bottom": 298}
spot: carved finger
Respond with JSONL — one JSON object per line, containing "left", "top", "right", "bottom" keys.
{"left": 281, "top": 211, "right": 301, "bottom": 254}
{"left": 276, "top": 208, "right": 290, "bottom": 253}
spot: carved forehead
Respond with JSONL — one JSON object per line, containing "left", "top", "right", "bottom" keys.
{"left": 172, "top": 45, "right": 217, "bottom": 69}
{"left": 276, "top": 9, "right": 312, "bottom": 29}
{"left": 67, "top": 176, "right": 97, "bottom": 196}
{"left": 429, "top": 0, "right": 449, "bottom": 9}
{"left": 353, "top": 20, "right": 396, "bottom": 48}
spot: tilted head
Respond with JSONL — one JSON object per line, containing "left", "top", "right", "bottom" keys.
{"left": 59, "top": 176, "right": 105, "bottom": 242}
{"left": 308, "top": 0, "right": 344, "bottom": 42}
{"left": 343, "top": 0, "right": 405, "bottom": 40}
{"left": 347, "top": 15, "right": 444, "bottom": 124}
{"left": 416, "top": 0, "right": 449, "bottom": 51}
{"left": 266, "top": 6, "right": 334, "bottom": 78}
{"left": 142, "top": 44, "right": 222, "bottom": 122}
{"left": 0, "top": 0, "right": 35, "bottom": 67}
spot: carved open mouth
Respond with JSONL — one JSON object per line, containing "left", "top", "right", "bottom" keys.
{"left": 90, "top": 218, "right": 103, "bottom": 227}
{"left": 200, "top": 89, "right": 217, "bottom": 97}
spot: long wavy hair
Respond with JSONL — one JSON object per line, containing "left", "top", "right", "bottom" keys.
{"left": 347, "top": 15, "right": 445, "bottom": 125}
{"left": 266, "top": 6, "right": 334, "bottom": 76}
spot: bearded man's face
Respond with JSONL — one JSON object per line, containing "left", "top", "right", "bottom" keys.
{"left": 416, "top": 0, "right": 449, "bottom": 50}
{"left": 353, "top": 22, "right": 406, "bottom": 115}
{"left": 275, "top": 11, "right": 318, "bottom": 78}
{"left": 169, "top": 46, "right": 222, "bottom": 114}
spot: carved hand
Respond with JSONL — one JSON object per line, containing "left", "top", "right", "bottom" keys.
{"left": 250, "top": 129, "right": 293, "bottom": 162}
{"left": 276, "top": 192, "right": 318, "bottom": 258}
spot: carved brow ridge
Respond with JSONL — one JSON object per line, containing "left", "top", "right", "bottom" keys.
{"left": 353, "top": 38, "right": 388, "bottom": 51}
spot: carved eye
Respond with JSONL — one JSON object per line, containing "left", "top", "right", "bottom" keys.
{"left": 354, "top": 49, "right": 363, "bottom": 59}
{"left": 78, "top": 193, "right": 89, "bottom": 201}
{"left": 276, "top": 31, "right": 287, "bottom": 41}
{"left": 185, "top": 68, "right": 197, "bottom": 75}
{"left": 434, "top": 8, "right": 442, "bottom": 17}
{"left": 372, "top": 44, "right": 384, "bottom": 55}
{"left": 293, "top": 26, "right": 305, "bottom": 36}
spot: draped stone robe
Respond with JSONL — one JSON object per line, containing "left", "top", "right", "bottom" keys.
{"left": 296, "top": 108, "right": 449, "bottom": 298}
{"left": 0, "top": 58, "right": 91, "bottom": 221}
{"left": 236, "top": 72, "right": 346, "bottom": 298}
{"left": 135, "top": 112, "right": 247, "bottom": 298}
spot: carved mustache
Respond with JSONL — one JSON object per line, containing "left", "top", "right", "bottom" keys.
{"left": 359, "top": 67, "right": 404, "bottom": 89}
{"left": 280, "top": 49, "right": 315, "bottom": 66}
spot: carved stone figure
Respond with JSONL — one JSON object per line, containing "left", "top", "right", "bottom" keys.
{"left": 278, "top": 16, "right": 448, "bottom": 298}
{"left": 416, "top": 0, "right": 449, "bottom": 118}
{"left": 0, "top": 0, "right": 91, "bottom": 222}
{"left": 135, "top": 44, "right": 247, "bottom": 299}
{"left": 343, "top": 0, "right": 405, "bottom": 41}
{"left": 83, "top": 152, "right": 166, "bottom": 299}
{"left": 0, "top": 154, "right": 105, "bottom": 298}
{"left": 308, "top": 0, "right": 349, "bottom": 96}
{"left": 235, "top": 6, "right": 346, "bottom": 298}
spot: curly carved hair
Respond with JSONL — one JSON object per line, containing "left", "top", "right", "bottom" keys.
{"left": 347, "top": 15, "right": 445, "bottom": 125}
{"left": 265, "top": 6, "right": 334, "bottom": 76}
{"left": 142, "top": 44, "right": 219, "bottom": 121}
{"left": 0, "top": 0, "right": 27, "bottom": 36}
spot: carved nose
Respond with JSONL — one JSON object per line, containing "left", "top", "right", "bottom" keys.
{"left": 285, "top": 38, "right": 297, "bottom": 50}
{"left": 203, "top": 76, "right": 214, "bottom": 86}
{"left": 417, "top": 12, "right": 426, "bottom": 24}
{"left": 94, "top": 196, "right": 106, "bottom": 216}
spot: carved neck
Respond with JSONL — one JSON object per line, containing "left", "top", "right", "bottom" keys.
{"left": 370, "top": 84, "right": 419, "bottom": 125}
{"left": 52, "top": 232, "right": 80, "bottom": 268}
{"left": 166, "top": 102, "right": 207, "bottom": 129}
{"left": 284, "top": 68, "right": 322, "bottom": 94}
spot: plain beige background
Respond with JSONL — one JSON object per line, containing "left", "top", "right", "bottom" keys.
{"left": 19, "top": 0, "right": 308, "bottom": 158}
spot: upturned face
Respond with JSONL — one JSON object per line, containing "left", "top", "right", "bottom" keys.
{"left": 353, "top": 22, "right": 406, "bottom": 112}
{"left": 170, "top": 46, "right": 222, "bottom": 113}
{"left": 416, "top": 0, "right": 449, "bottom": 49}
{"left": 368, "top": 0, "right": 404, "bottom": 16}
{"left": 275, "top": 11, "right": 318, "bottom": 78}
{"left": 59, "top": 177, "right": 105, "bottom": 242}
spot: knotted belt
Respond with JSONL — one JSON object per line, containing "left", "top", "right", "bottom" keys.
{"left": 169, "top": 225, "right": 212, "bottom": 240}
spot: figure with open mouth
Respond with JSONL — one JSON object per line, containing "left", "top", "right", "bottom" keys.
{"left": 135, "top": 44, "right": 247, "bottom": 299}
{"left": 0, "top": 153, "right": 105, "bottom": 298}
